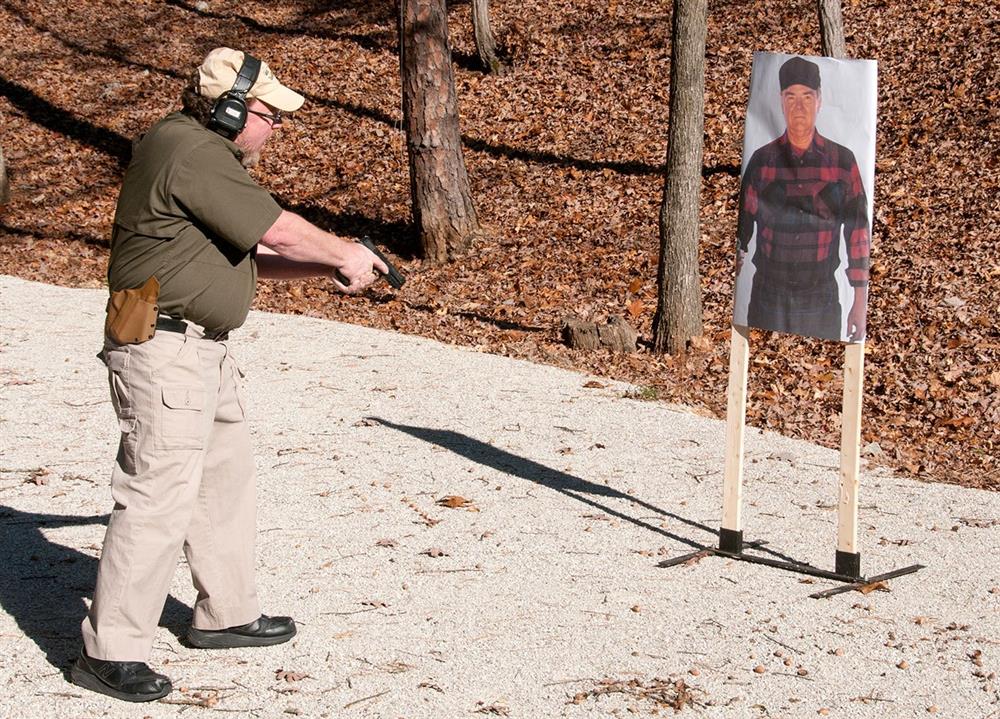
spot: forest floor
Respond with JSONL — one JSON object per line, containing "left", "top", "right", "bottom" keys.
{"left": 0, "top": 0, "right": 996, "bottom": 489}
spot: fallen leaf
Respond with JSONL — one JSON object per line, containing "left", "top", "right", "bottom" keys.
{"left": 437, "top": 495, "right": 474, "bottom": 509}
{"left": 857, "top": 580, "right": 890, "bottom": 595}
{"left": 26, "top": 468, "right": 50, "bottom": 485}
{"left": 275, "top": 669, "right": 310, "bottom": 683}
{"left": 474, "top": 703, "right": 510, "bottom": 716}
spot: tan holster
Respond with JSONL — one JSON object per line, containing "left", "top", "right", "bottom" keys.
{"left": 105, "top": 276, "right": 160, "bottom": 345}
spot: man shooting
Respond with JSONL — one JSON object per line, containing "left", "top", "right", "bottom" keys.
{"left": 736, "top": 56, "right": 870, "bottom": 342}
{"left": 72, "top": 48, "right": 388, "bottom": 702}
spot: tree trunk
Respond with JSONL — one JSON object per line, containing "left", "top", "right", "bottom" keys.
{"left": 651, "top": 0, "right": 707, "bottom": 354}
{"left": 562, "top": 315, "right": 638, "bottom": 353}
{"left": 817, "top": 0, "right": 847, "bottom": 58}
{"left": 472, "top": 0, "right": 503, "bottom": 74}
{"left": 0, "top": 146, "right": 9, "bottom": 205}
{"left": 400, "top": 0, "right": 481, "bottom": 263}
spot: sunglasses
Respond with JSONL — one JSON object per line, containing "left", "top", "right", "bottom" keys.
{"left": 247, "top": 108, "right": 283, "bottom": 126}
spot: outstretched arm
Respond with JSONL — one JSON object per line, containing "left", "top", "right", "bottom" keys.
{"left": 255, "top": 244, "right": 332, "bottom": 280}
{"left": 258, "top": 211, "right": 389, "bottom": 292}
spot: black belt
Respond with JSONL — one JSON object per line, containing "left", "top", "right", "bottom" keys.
{"left": 155, "top": 316, "right": 188, "bottom": 334}
{"left": 156, "top": 316, "right": 229, "bottom": 341}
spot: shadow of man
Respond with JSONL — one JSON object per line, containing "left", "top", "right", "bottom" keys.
{"left": 0, "top": 505, "right": 192, "bottom": 674}
{"left": 369, "top": 418, "right": 718, "bottom": 550}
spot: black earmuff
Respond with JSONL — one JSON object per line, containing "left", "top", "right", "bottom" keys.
{"left": 208, "top": 53, "right": 262, "bottom": 139}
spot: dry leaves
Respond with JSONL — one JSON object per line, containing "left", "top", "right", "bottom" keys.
{"left": 403, "top": 499, "right": 441, "bottom": 527}
{"left": 856, "top": 580, "right": 891, "bottom": 595}
{"left": 474, "top": 703, "right": 510, "bottom": 716}
{"left": 275, "top": 669, "right": 310, "bottom": 683}
{"left": 25, "top": 468, "right": 50, "bottom": 485}
{"left": 436, "top": 495, "right": 478, "bottom": 511}
{"left": 572, "top": 677, "right": 700, "bottom": 712}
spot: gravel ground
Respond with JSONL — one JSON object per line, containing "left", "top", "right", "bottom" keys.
{"left": 1, "top": 275, "right": 997, "bottom": 719}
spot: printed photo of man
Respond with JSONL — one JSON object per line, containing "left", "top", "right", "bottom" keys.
{"left": 734, "top": 55, "right": 874, "bottom": 343}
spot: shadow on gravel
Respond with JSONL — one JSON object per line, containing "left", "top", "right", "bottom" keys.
{"left": 369, "top": 418, "right": 717, "bottom": 551}
{"left": 371, "top": 419, "right": 811, "bottom": 567}
{"left": 0, "top": 506, "right": 191, "bottom": 673}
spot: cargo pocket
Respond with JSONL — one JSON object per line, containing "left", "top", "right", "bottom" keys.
{"left": 157, "top": 385, "right": 205, "bottom": 450}
{"left": 116, "top": 417, "right": 139, "bottom": 475}
{"left": 104, "top": 350, "right": 140, "bottom": 474}
{"left": 105, "top": 349, "right": 132, "bottom": 419}
{"left": 215, "top": 357, "right": 247, "bottom": 422}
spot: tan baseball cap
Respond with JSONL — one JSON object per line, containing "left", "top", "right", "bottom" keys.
{"left": 197, "top": 47, "right": 305, "bottom": 112}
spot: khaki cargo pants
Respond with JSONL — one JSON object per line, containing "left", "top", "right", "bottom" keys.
{"left": 82, "top": 325, "right": 260, "bottom": 661}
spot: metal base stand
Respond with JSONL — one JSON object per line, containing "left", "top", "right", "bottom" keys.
{"left": 658, "top": 532, "right": 924, "bottom": 599}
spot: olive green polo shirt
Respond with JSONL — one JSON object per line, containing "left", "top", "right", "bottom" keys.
{"left": 109, "top": 112, "right": 282, "bottom": 335}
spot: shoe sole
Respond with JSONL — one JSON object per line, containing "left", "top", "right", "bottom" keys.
{"left": 70, "top": 664, "right": 172, "bottom": 703}
{"left": 186, "top": 625, "right": 297, "bottom": 649}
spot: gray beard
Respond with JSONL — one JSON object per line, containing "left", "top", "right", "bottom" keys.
{"left": 234, "top": 133, "right": 266, "bottom": 169}
{"left": 240, "top": 148, "right": 262, "bottom": 168}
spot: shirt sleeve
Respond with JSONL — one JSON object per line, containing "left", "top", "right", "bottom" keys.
{"left": 843, "top": 157, "right": 870, "bottom": 287}
{"left": 171, "top": 140, "right": 282, "bottom": 253}
{"left": 736, "top": 152, "right": 761, "bottom": 253}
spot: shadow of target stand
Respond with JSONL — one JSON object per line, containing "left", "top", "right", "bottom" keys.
{"left": 660, "top": 325, "right": 924, "bottom": 598}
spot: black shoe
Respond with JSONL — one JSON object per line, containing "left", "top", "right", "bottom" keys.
{"left": 186, "top": 614, "right": 297, "bottom": 649}
{"left": 70, "top": 651, "right": 172, "bottom": 702}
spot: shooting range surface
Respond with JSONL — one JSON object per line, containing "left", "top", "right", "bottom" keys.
{"left": 1, "top": 275, "right": 997, "bottom": 717}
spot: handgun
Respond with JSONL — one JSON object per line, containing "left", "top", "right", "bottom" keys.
{"left": 334, "top": 236, "right": 406, "bottom": 289}
{"left": 359, "top": 236, "right": 405, "bottom": 289}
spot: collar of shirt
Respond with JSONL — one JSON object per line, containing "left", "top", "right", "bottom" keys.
{"left": 778, "top": 130, "right": 828, "bottom": 162}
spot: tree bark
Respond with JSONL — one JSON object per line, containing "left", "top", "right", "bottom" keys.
{"left": 562, "top": 315, "right": 638, "bottom": 353}
{"left": 817, "top": 0, "right": 847, "bottom": 58}
{"left": 0, "top": 146, "right": 8, "bottom": 205}
{"left": 400, "top": 0, "right": 481, "bottom": 263}
{"left": 472, "top": 0, "right": 503, "bottom": 74}
{"left": 651, "top": 0, "right": 707, "bottom": 354}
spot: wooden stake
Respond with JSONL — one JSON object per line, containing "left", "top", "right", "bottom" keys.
{"left": 722, "top": 324, "right": 750, "bottom": 533}
{"left": 838, "top": 341, "right": 865, "bottom": 554}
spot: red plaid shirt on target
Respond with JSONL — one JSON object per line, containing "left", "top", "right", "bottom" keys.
{"left": 737, "top": 131, "right": 870, "bottom": 289}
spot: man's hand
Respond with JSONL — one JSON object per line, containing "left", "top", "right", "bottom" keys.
{"left": 331, "top": 241, "right": 389, "bottom": 294}
{"left": 846, "top": 286, "right": 867, "bottom": 342}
